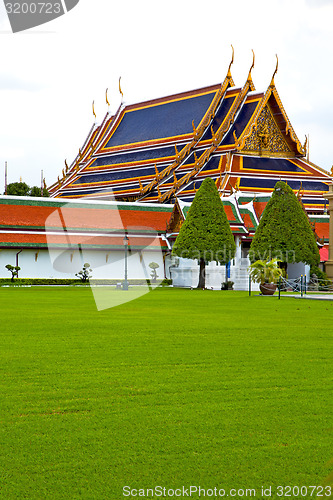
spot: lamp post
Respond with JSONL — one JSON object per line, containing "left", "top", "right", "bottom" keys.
{"left": 123, "top": 234, "right": 129, "bottom": 290}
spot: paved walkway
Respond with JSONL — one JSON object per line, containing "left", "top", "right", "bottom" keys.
{"left": 293, "top": 294, "right": 333, "bottom": 300}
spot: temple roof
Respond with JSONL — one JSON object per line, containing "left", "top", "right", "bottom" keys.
{"left": 48, "top": 54, "right": 332, "bottom": 215}
{"left": 0, "top": 196, "right": 173, "bottom": 250}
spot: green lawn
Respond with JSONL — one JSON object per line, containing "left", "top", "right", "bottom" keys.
{"left": 0, "top": 287, "right": 332, "bottom": 499}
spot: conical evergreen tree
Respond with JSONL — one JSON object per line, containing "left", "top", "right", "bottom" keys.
{"left": 172, "top": 177, "right": 236, "bottom": 288}
{"left": 249, "top": 181, "right": 320, "bottom": 267}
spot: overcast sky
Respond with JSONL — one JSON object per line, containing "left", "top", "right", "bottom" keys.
{"left": 0, "top": 0, "right": 332, "bottom": 190}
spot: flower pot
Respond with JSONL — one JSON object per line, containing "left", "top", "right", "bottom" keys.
{"left": 260, "top": 283, "right": 277, "bottom": 295}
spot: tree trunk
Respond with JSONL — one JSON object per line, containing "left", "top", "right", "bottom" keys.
{"left": 197, "top": 258, "right": 206, "bottom": 289}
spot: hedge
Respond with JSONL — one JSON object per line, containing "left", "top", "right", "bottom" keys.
{"left": 0, "top": 278, "right": 173, "bottom": 287}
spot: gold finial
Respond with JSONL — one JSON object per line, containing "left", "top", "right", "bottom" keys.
{"left": 192, "top": 120, "right": 197, "bottom": 136}
{"left": 233, "top": 130, "right": 238, "bottom": 145}
{"left": 106, "top": 88, "right": 110, "bottom": 107}
{"left": 139, "top": 178, "right": 143, "bottom": 191}
{"left": 270, "top": 54, "right": 279, "bottom": 87}
{"left": 247, "top": 49, "right": 255, "bottom": 83}
{"left": 211, "top": 125, "right": 216, "bottom": 140}
{"left": 20, "top": 176, "right": 22, "bottom": 182}
{"left": 154, "top": 164, "right": 159, "bottom": 178}
{"left": 157, "top": 184, "right": 161, "bottom": 197}
{"left": 297, "top": 181, "right": 303, "bottom": 200}
{"left": 173, "top": 171, "right": 177, "bottom": 184}
{"left": 175, "top": 144, "right": 179, "bottom": 157}
{"left": 227, "top": 44, "right": 234, "bottom": 78}
{"left": 65, "top": 159, "right": 69, "bottom": 172}
{"left": 119, "top": 77, "right": 124, "bottom": 100}
{"left": 303, "top": 134, "right": 308, "bottom": 154}
{"left": 92, "top": 101, "right": 96, "bottom": 119}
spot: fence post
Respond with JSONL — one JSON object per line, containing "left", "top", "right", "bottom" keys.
{"left": 249, "top": 274, "right": 251, "bottom": 297}
{"left": 278, "top": 276, "right": 281, "bottom": 300}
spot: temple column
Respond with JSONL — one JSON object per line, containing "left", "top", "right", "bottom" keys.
{"left": 325, "top": 184, "right": 333, "bottom": 279}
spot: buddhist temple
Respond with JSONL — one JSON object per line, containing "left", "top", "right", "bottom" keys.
{"left": 48, "top": 51, "right": 331, "bottom": 216}
{"left": 1, "top": 52, "right": 331, "bottom": 289}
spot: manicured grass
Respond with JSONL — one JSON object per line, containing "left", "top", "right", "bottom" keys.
{"left": 0, "top": 287, "right": 332, "bottom": 499}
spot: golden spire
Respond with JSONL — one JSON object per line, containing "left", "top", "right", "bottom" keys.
{"left": 270, "top": 54, "right": 279, "bottom": 87}
{"left": 173, "top": 171, "right": 177, "bottom": 184}
{"left": 92, "top": 101, "right": 96, "bottom": 120}
{"left": 227, "top": 44, "right": 234, "bottom": 79}
{"left": 192, "top": 120, "right": 197, "bottom": 136}
{"left": 297, "top": 181, "right": 303, "bottom": 200}
{"left": 106, "top": 88, "right": 110, "bottom": 107}
{"left": 119, "top": 77, "right": 124, "bottom": 100}
{"left": 247, "top": 49, "right": 255, "bottom": 84}
{"left": 303, "top": 134, "right": 308, "bottom": 157}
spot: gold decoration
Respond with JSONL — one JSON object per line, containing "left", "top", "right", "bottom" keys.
{"left": 106, "top": 88, "right": 110, "bottom": 107}
{"left": 227, "top": 44, "right": 234, "bottom": 79}
{"left": 173, "top": 171, "right": 178, "bottom": 185}
{"left": 303, "top": 135, "right": 308, "bottom": 154}
{"left": 92, "top": 101, "right": 96, "bottom": 119}
{"left": 242, "top": 105, "right": 292, "bottom": 156}
{"left": 119, "top": 77, "right": 124, "bottom": 99}
{"left": 247, "top": 49, "right": 255, "bottom": 85}
{"left": 270, "top": 54, "right": 279, "bottom": 87}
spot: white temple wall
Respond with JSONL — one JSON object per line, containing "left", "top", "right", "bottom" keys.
{"left": 0, "top": 248, "right": 165, "bottom": 281}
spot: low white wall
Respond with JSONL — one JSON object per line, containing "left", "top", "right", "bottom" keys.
{"left": 0, "top": 248, "right": 165, "bottom": 281}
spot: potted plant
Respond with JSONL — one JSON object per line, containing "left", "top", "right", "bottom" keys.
{"left": 248, "top": 258, "right": 283, "bottom": 295}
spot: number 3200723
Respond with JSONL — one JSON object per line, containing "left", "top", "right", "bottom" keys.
{"left": 5, "top": 3, "right": 62, "bottom": 14}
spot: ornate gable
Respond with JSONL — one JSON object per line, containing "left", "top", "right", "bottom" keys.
{"left": 241, "top": 104, "right": 293, "bottom": 157}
